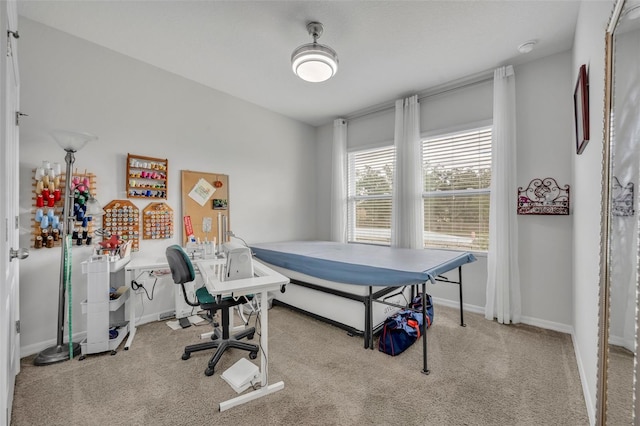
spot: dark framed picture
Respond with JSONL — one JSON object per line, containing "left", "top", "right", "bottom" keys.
{"left": 574, "top": 64, "right": 590, "bottom": 155}
{"left": 212, "top": 199, "right": 228, "bottom": 210}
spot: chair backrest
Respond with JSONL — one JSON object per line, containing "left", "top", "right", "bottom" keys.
{"left": 166, "top": 245, "right": 195, "bottom": 285}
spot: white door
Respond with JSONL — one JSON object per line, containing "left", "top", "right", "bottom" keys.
{"left": 1, "top": 1, "right": 24, "bottom": 424}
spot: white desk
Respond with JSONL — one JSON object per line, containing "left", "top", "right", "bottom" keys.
{"left": 124, "top": 256, "right": 170, "bottom": 350}
{"left": 196, "top": 259, "right": 289, "bottom": 412}
{"left": 124, "top": 253, "right": 220, "bottom": 349}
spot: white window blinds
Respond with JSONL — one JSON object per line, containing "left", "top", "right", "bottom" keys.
{"left": 423, "top": 126, "right": 492, "bottom": 251}
{"left": 347, "top": 146, "right": 395, "bottom": 244}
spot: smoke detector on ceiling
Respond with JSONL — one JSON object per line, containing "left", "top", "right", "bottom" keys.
{"left": 517, "top": 40, "right": 537, "bottom": 54}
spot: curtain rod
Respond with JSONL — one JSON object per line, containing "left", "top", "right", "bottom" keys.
{"left": 345, "top": 69, "right": 495, "bottom": 123}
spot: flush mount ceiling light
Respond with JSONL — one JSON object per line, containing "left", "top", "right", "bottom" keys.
{"left": 291, "top": 22, "right": 338, "bottom": 83}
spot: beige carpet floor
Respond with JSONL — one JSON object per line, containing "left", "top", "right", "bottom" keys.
{"left": 11, "top": 304, "right": 589, "bottom": 425}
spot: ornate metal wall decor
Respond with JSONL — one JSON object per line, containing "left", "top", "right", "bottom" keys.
{"left": 612, "top": 177, "right": 634, "bottom": 216}
{"left": 517, "top": 177, "right": 570, "bottom": 215}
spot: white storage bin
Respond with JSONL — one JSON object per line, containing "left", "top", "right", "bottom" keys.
{"left": 82, "top": 255, "right": 111, "bottom": 303}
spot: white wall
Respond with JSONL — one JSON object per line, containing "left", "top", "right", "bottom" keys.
{"left": 514, "top": 52, "right": 574, "bottom": 329}
{"left": 18, "top": 18, "right": 317, "bottom": 355}
{"left": 316, "top": 52, "right": 575, "bottom": 329}
{"left": 571, "top": 1, "right": 615, "bottom": 423}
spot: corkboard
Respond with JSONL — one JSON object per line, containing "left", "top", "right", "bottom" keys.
{"left": 180, "top": 170, "right": 229, "bottom": 245}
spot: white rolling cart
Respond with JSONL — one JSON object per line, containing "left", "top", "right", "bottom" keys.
{"left": 79, "top": 254, "right": 131, "bottom": 359}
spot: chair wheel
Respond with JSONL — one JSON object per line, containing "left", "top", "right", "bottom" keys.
{"left": 205, "top": 367, "right": 214, "bottom": 376}
{"left": 78, "top": 355, "right": 86, "bottom": 361}
{"left": 211, "top": 334, "right": 218, "bottom": 341}
{"left": 182, "top": 352, "right": 190, "bottom": 360}
{"left": 110, "top": 350, "right": 117, "bottom": 356}
{"left": 249, "top": 351, "right": 258, "bottom": 360}
{"left": 247, "top": 334, "right": 255, "bottom": 340}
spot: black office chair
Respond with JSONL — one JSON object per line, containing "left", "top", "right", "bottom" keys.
{"left": 165, "top": 245, "right": 258, "bottom": 376}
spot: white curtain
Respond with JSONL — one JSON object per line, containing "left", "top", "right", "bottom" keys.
{"left": 330, "top": 118, "right": 347, "bottom": 243}
{"left": 485, "top": 65, "right": 521, "bottom": 324}
{"left": 391, "top": 95, "right": 424, "bottom": 249}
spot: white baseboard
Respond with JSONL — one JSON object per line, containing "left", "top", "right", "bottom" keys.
{"left": 519, "top": 315, "right": 573, "bottom": 335}
{"left": 20, "top": 331, "right": 87, "bottom": 358}
{"left": 20, "top": 310, "right": 165, "bottom": 358}
{"left": 431, "top": 296, "right": 485, "bottom": 315}
{"left": 571, "top": 328, "right": 596, "bottom": 426}
{"left": 432, "top": 297, "right": 573, "bottom": 334}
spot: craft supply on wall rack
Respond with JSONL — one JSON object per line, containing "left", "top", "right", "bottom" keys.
{"left": 31, "top": 163, "right": 96, "bottom": 248}
{"left": 102, "top": 199, "right": 140, "bottom": 251}
{"left": 142, "top": 202, "right": 174, "bottom": 240}
{"left": 127, "top": 153, "right": 168, "bottom": 199}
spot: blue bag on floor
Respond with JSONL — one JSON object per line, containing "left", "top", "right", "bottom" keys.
{"left": 410, "top": 294, "right": 434, "bottom": 332}
{"left": 378, "top": 294, "right": 434, "bottom": 356}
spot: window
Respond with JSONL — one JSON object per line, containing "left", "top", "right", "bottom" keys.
{"left": 422, "top": 126, "right": 492, "bottom": 251}
{"left": 347, "top": 146, "right": 395, "bottom": 244}
{"left": 346, "top": 125, "right": 492, "bottom": 251}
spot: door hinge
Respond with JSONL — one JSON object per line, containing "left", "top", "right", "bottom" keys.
{"left": 15, "top": 215, "right": 19, "bottom": 230}
{"left": 6, "top": 30, "right": 18, "bottom": 58}
{"left": 15, "top": 320, "right": 20, "bottom": 334}
{"left": 15, "top": 111, "right": 28, "bottom": 126}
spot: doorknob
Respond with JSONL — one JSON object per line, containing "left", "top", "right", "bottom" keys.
{"left": 9, "top": 247, "right": 29, "bottom": 262}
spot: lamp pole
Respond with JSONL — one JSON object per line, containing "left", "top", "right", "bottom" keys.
{"left": 33, "top": 148, "right": 81, "bottom": 365}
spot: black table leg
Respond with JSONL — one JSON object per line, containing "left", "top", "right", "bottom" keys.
{"left": 422, "top": 282, "right": 430, "bottom": 375}
{"left": 459, "top": 266, "right": 466, "bottom": 327}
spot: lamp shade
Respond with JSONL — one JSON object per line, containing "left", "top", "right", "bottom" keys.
{"left": 51, "top": 129, "right": 98, "bottom": 152}
{"left": 291, "top": 22, "right": 338, "bottom": 83}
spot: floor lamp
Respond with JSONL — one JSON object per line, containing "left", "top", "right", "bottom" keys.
{"left": 33, "top": 130, "right": 98, "bottom": 365}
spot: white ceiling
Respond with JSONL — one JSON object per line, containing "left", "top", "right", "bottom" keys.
{"left": 18, "top": 1, "right": 588, "bottom": 127}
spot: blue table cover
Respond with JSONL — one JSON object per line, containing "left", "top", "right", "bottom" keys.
{"left": 251, "top": 241, "right": 476, "bottom": 286}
